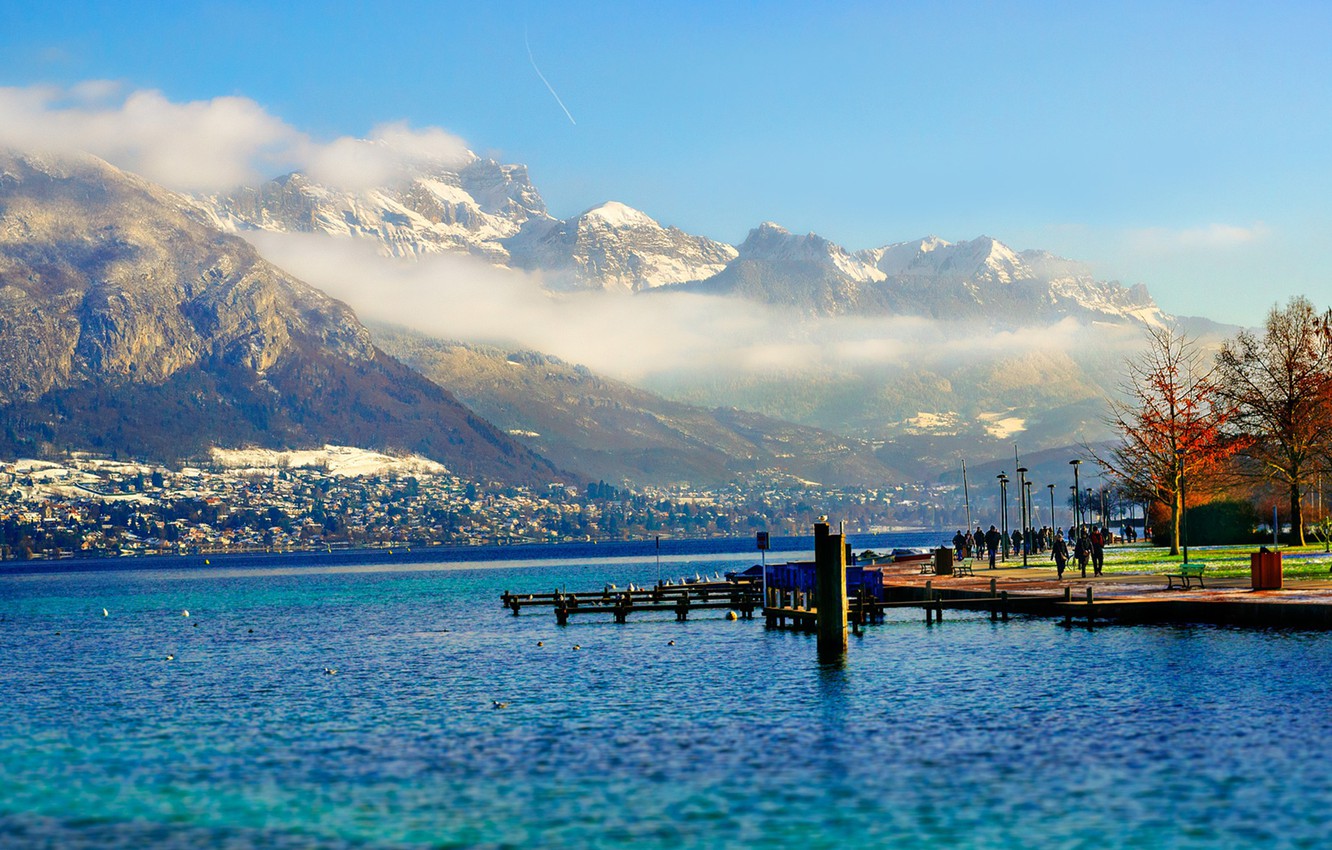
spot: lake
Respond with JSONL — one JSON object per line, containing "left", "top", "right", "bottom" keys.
{"left": 2, "top": 533, "right": 1329, "bottom": 849}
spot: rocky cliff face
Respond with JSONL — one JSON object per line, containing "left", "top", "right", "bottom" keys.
{"left": 198, "top": 156, "right": 548, "bottom": 261}
{"left": 0, "top": 150, "right": 374, "bottom": 403}
{"left": 0, "top": 150, "right": 563, "bottom": 485}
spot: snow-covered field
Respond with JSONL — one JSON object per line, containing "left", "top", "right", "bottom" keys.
{"left": 209, "top": 445, "right": 448, "bottom": 477}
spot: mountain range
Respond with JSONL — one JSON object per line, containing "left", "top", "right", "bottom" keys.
{"left": 0, "top": 141, "right": 1232, "bottom": 490}
{"left": 196, "top": 155, "right": 1165, "bottom": 328}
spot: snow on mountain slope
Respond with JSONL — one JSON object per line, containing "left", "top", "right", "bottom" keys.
{"left": 852, "top": 235, "right": 1167, "bottom": 325}
{"left": 742, "top": 222, "right": 885, "bottom": 283}
{"left": 669, "top": 222, "right": 894, "bottom": 315}
{"left": 503, "top": 201, "right": 737, "bottom": 292}
{"left": 195, "top": 155, "right": 548, "bottom": 261}
{"left": 861, "top": 235, "right": 1023, "bottom": 285}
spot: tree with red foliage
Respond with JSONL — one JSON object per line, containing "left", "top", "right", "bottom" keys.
{"left": 1214, "top": 297, "right": 1332, "bottom": 546}
{"left": 1097, "top": 324, "right": 1237, "bottom": 555}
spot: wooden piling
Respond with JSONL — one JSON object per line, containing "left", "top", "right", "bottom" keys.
{"left": 814, "top": 522, "right": 848, "bottom": 657}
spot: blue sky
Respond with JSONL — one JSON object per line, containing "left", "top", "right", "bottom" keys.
{"left": 2, "top": 1, "right": 1331, "bottom": 324}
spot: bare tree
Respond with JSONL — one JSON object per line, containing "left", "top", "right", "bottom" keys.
{"left": 1214, "top": 296, "right": 1332, "bottom": 546}
{"left": 1095, "top": 324, "right": 1234, "bottom": 555}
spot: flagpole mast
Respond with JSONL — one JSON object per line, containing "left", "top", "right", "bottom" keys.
{"left": 962, "top": 460, "right": 972, "bottom": 534}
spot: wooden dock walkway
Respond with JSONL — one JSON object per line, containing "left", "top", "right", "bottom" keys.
{"left": 501, "top": 557, "right": 1332, "bottom": 632}
{"left": 501, "top": 580, "right": 763, "bottom": 624}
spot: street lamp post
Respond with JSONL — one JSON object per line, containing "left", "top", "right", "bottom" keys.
{"left": 1016, "top": 467, "right": 1029, "bottom": 566}
{"left": 1025, "top": 480, "right": 1034, "bottom": 555}
{"left": 1047, "top": 484, "right": 1056, "bottom": 540}
{"left": 1070, "top": 459, "right": 1083, "bottom": 537}
{"left": 1087, "top": 488, "right": 1094, "bottom": 527}
{"left": 997, "top": 473, "right": 1009, "bottom": 561}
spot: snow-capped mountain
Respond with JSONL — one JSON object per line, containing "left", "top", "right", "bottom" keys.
{"left": 197, "top": 154, "right": 547, "bottom": 261}
{"left": 671, "top": 222, "right": 893, "bottom": 314}
{"left": 676, "top": 225, "right": 1166, "bottom": 325}
{"left": 503, "top": 201, "right": 737, "bottom": 292}
{"left": 857, "top": 235, "right": 1165, "bottom": 325}
{"left": 196, "top": 162, "right": 736, "bottom": 292}
{"left": 194, "top": 139, "right": 1166, "bottom": 328}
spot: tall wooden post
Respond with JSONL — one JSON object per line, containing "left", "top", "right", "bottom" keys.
{"left": 814, "top": 522, "right": 847, "bottom": 657}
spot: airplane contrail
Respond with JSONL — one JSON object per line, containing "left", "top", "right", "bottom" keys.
{"left": 525, "top": 28, "right": 577, "bottom": 126}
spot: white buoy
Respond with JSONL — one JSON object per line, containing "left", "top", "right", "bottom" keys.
{"left": 182, "top": 610, "right": 190, "bottom": 617}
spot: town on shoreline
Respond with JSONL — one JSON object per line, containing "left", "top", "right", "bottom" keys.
{"left": 0, "top": 449, "right": 949, "bottom": 561}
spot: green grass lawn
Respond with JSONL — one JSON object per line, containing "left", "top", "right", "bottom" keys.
{"left": 1097, "top": 543, "right": 1332, "bottom": 579}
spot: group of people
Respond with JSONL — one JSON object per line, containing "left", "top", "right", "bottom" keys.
{"left": 952, "top": 523, "right": 1114, "bottom": 579}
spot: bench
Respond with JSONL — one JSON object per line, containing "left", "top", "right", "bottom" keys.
{"left": 954, "top": 558, "right": 975, "bottom": 577}
{"left": 1165, "top": 563, "right": 1207, "bottom": 589}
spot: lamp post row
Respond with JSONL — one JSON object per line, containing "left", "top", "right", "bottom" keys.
{"left": 988, "top": 459, "right": 1108, "bottom": 564}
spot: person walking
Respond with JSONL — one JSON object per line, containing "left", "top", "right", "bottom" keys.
{"left": 1075, "top": 531, "right": 1089, "bottom": 579}
{"left": 985, "top": 525, "right": 1001, "bottom": 569}
{"left": 1052, "top": 532, "right": 1069, "bottom": 580}
{"left": 1090, "top": 526, "right": 1105, "bottom": 576}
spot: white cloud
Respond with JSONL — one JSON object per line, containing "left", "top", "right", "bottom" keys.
{"left": 0, "top": 82, "right": 473, "bottom": 193}
{"left": 305, "top": 122, "right": 472, "bottom": 190}
{"left": 243, "top": 230, "right": 1142, "bottom": 388}
{"left": 1127, "top": 222, "right": 1272, "bottom": 253}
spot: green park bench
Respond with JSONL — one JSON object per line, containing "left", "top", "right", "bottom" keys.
{"left": 1165, "top": 562, "right": 1207, "bottom": 589}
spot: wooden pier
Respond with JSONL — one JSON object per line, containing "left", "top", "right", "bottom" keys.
{"left": 500, "top": 524, "right": 1332, "bottom": 645}
{"left": 501, "top": 580, "right": 763, "bottom": 624}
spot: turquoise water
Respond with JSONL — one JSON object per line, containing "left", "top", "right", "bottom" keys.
{"left": 2, "top": 540, "right": 1331, "bottom": 849}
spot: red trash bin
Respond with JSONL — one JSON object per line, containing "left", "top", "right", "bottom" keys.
{"left": 1250, "top": 551, "right": 1283, "bottom": 590}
